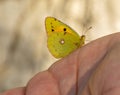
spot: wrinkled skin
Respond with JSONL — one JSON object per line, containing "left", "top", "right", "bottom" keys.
{"left": 1, "top": 32, "right": 120, "bottom": 95}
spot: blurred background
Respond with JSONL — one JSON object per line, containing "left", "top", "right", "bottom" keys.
{"left": 0, "top": 0, "right": 120, "bottom": 93}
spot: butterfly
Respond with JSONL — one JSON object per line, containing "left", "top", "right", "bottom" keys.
{"left": 45, "top": 17, "right": 90, "bottom": 58}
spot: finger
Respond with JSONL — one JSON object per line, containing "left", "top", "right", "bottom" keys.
{"left": 49, "top": 32, "right": 120, "bottom": 94}
{"left": 26, "top": 71, "right": 60, "bottom": 95}
{"left": 77, "top": 32, "right": 120, "bottom": 93}
{"left": 26, "top": 32, "right": 120, "bottom": 95}
{"left": 81, "top": 32, "right": 120, "bottom": 95}
{"left": 0, "top": 87, "right": 25, "bottom": 95}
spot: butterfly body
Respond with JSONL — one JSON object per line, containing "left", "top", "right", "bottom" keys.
{"left": 45, "top": 17, "right": 85, "bottom": 58}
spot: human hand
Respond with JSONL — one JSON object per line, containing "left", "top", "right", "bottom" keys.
{"left": 1, "top": 32, "right": 120, "bottom": 95}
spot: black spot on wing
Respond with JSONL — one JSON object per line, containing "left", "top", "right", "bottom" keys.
{"left": 63, "top": 28, "right": 66, "bottom": 31}
{"left": 50, "top": 22, "right": 54, "bottom": 32}
{"left": 51, "top": 29, "right": 54, "bottom": 32}
{"left": 63, "top": 28, "right": 67, "bottom": 35}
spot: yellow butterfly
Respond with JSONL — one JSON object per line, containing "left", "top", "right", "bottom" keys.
{"left": 45, "top": 17, "right": 87, "bottom": 58}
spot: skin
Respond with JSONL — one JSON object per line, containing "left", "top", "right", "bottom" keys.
{"left": 1, "top": 32, "right": 120, "bottom": 95}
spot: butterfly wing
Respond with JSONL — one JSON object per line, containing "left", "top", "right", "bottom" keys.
{"left": 45, "top": 17, "right": 84, "bottom": 58}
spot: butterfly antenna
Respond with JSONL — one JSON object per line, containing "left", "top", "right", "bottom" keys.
{"left": 81, "top": 24, "right": 86, "bottom": 35}
{"left": 83, "top": 26, "right": 92, "bottom": 35}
